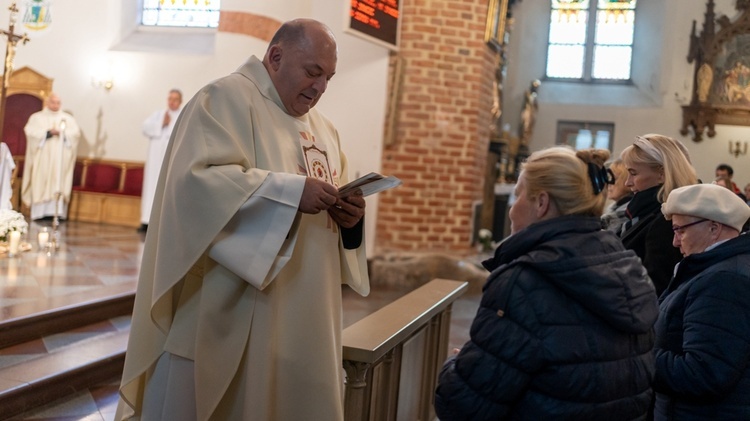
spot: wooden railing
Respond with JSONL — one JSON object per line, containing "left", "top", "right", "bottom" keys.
{"left": 342, "top": 278, "right": 468, "bottom": 421}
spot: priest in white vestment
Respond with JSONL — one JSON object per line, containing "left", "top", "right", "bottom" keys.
{"left": 116, "top": 19, "right": 370, "bottom": 421}
{"left": 139, "top": 89, "right": 182, "bottom": 232}
{"left": 21, "top": 93, "right": 81, "bottom": 220}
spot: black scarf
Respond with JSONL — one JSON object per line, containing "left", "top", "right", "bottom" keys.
{"left": 625, "top": 185, "right": 661, "bottom": 221}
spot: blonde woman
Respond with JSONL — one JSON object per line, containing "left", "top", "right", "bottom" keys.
{"left": 435, "top": 147, "right": 657, "bottom": 420}
{"left": 619, "top": 134, "right": 697, "bottom": 296}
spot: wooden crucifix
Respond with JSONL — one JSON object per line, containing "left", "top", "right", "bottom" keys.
{"left": 0, "top": 1, "right": 29, "bottom": 144}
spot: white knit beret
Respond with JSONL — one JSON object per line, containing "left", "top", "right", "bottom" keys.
{"left": 662, "top": 183, "right": 750, "bottom": 232}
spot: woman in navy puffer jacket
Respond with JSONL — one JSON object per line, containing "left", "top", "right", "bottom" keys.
{"left": 654, "top": 184, "right": 750, "bottom": 420}
{"left": 435, "top": 147, "right": 659, "bottom": 420}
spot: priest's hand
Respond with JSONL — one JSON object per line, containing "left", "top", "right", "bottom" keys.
{"left": 328, "top": 190, "right": 365, "bottom": 228}
{"left": 162, "top": 112, "right": 171, "bottom": 128}
{"left": 299, "top": 177, "right": 339, "bottom": 214}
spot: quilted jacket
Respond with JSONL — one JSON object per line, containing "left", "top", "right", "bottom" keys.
{"left": 435, "top": 216, "right": 659, "bottom": 420}
{"left": 653, "top": 233, "right": 750, "bottom": 420}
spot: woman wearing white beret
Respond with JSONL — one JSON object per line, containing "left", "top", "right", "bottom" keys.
{"left": 654, "top": 183, "right": 750, "bottom": 420}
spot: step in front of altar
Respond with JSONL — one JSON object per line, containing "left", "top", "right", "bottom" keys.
{"left": 0, "top": 283, "right": 134, "bottom": 420}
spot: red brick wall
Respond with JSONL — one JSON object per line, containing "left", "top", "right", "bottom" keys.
{"left": 375, "top": 0, "right": 496, "bottom": 254}
{"left": 218, "top": 11, "right": 281, "bottom": 41}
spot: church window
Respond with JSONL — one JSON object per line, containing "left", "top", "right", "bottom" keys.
{"left": 546, "top": 0, "right": 636, "bottom": 81}
{"left": 556, "top": 121, "right": 614, "bottom": 151}
{"left": 142, "top": 0, "right": 220, "bottom": 28}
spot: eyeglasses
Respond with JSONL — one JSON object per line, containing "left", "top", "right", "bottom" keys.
{"left": 671, "top": 219, "right": 708, "bottom": 235}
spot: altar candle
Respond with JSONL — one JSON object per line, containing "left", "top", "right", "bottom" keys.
{"left": 9, "top": 231, "right": 20, "bottom": 255}
{"left": 38, "top": 230, "right": 49, "bottom": 249}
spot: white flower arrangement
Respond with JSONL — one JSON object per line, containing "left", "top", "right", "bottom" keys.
{"left": 0, "top": 209, "right": 28, "bottom": 243}
{"left": 478, "top": 228, "right": 494, "bottom": 252}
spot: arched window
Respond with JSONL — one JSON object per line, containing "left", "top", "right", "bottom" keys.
{"left": 546, "top": 0, "right": 637, "bottom": 81}
{"left": 142, "top": 0, "right": 220, "bottom": 28}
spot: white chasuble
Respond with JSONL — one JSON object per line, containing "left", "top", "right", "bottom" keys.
{"left": 116, "top": 56, "right": 369, "bottom": 421}
{"left": 22, "top": 109, "right": 80, "bottom": 219}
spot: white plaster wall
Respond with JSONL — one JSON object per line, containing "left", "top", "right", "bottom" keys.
{"left": 1, "top": 0, "right": 390, "bottom": 250}
{"left": 504, "top": 0, "right": 750, "bottom": 187}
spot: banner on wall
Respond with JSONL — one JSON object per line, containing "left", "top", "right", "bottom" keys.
{"left": 20, "top": 0, "right": 52, "bottom": 38}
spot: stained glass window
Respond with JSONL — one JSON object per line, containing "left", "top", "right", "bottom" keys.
{"left": 546, "top": 0, "right": 637, "bottom": 81}
{"left": 142, "top": 0, "right": 220, "bottom": 28}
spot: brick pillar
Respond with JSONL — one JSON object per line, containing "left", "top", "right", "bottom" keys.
{"left": 375, "top": 0, "right": 496, "bottom": 254}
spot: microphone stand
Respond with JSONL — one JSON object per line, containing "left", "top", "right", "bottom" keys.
{"left": 47, "top": 118, "right": 65, "bottom": 253}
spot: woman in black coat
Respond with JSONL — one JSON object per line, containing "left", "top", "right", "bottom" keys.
{"left": 619, "top": 134, "right": 697, "bottom": 296}
{"left": 435, "top": 147, "right": 659, "bottom": 420}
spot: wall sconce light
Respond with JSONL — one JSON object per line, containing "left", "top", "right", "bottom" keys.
{"left": 90, "top": 59, "right": 114, "bottom": 92}
{"left": 93, "top": 77, "right": 113, "bottom": 91}
{"left": 729, "top": 140, "right": 748, "bottom": 158}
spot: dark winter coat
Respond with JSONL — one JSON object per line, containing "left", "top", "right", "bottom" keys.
{"left": 435, "top": 216, "right": 659, "bottom": 420}
{"left": 620, "top": 185, "right": 683, "bottom": 297}
{"left": 653, "top": 233, "right": 750, "bottom": 420}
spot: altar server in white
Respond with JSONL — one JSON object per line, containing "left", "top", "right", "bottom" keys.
{"left": 116, "top": 19, "right": 369, "bottom": 421}
{"left": 22, "top": 93, "right": 81, "bottom": 220}
{"left": 139, "top": 89, "right": 182, "bottom": 232}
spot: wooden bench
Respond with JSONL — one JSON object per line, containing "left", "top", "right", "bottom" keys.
{"left": 68, "top": 158, "right": 144, "bottom": 228}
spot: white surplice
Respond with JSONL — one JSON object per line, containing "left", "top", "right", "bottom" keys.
{"left": 140, "top": 107, "right": 180, "bottom": 225}
{"left": 116, "top": 56, "right": 369, "bottom": 421}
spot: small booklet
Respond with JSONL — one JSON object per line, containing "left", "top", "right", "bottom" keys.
{"left": 338, "top": 172, "right": 402, "bottom": 197}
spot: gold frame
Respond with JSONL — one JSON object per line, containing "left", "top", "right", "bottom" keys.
{"left": 485, "top": 0, "right": 509, "bottom": 49}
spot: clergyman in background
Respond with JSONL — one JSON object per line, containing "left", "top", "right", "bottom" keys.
{"left": 21, "top": 93, "right": 81, "bottom": 221}
{"left": 139, "top": 88, "right": 182, "bottom": 233}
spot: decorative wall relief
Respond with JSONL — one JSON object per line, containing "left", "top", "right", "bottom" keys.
{"left": 681, "top": 0, "right": 750, "bottom": 141}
